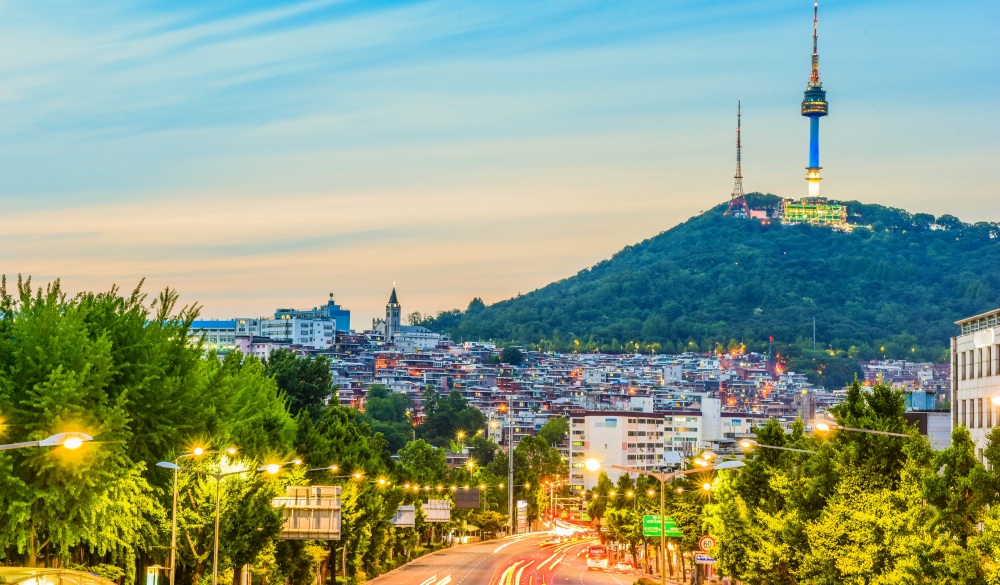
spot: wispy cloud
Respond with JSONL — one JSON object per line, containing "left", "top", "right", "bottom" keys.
{"left": 0, "top": 0, "right": 995, "bottom": 323}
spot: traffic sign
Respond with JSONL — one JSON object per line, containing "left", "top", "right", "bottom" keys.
{"left": 694, "top": 553, "right": 716, "bottom": 565}
{"left": 642, "top": 515, "right": 682, "bottom": 538}
{"left": 698, "top": 535, "right": 717, "bottom": 552}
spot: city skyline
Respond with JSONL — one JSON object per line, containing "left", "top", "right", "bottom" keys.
{"left": 1, "top": 0, "right": 996, "bottom": 326}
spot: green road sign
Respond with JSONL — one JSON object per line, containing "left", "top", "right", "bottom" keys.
{"left": 642, "top": 515, "right": 682, "bottom": 538}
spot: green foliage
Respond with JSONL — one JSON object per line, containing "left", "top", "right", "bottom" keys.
{"left": 0, "top": 277, "right": 303, "bottom": 585}
{"left": 265, "top": 349, "right": 332, "bottom": 417}
{"left": 397, "top": 440, "right": 447, "bottom": 487}
{"left": 704, "top": 382, "right": 1000, "bottom": 584}
{"left": 538, "top": 416, "right": 569, "bottom": 446}
{"left": 499, "top": 347, "right": 524, "bottom": 366}
{"left": 471, "top": 510, "right": 507, "bottom": 535}
{"left": 418, "top": 388, "right": 487, "bottom": 447}
{"left": 359, "top": 384, "right": 415, "bottom": 453}
{"left": 425, "top": 199, "right": 1000, "bottom": 385}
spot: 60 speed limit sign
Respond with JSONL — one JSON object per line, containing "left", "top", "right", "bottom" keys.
{"left": 698, "top": 535, "right": 717, "bottom": 552}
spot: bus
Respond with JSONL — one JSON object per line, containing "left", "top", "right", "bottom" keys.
{"left": 586, "top": 545, "right": 609, "bottom": 570}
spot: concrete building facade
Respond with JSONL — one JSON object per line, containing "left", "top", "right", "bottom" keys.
{"left": 952, "top": 308, "right": 1000, "bottom": 462}
{"left": 568, "top": 411, "right": 666, "bottom": 491}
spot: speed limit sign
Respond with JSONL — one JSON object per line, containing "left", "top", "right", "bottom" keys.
{"left": 698, "top": 535, "right": 717, "bottom": 552}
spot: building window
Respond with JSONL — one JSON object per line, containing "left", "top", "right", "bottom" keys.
{"left": 979, "top": 398, "right": 984, "bottom": 428}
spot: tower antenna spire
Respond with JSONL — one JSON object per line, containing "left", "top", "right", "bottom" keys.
{"left": 811, "top": 2, "right": 820, "bottom": 84}
{"left": 733, "top": 99, "right": 743, "bottom": 198}
{"left": 725, "top": 99, "right": 749, "bottom": 218}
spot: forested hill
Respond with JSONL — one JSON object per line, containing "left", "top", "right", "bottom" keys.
{"left": 425, "top": 194, "right": 1000, "bottom": 379}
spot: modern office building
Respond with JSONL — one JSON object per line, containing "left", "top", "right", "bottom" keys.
{"left": 952, "top": 308, "right": 1000, "bottom": 462}
{"left": 189, "top": 320, "right": 238, "bottom": 353}
{"left": 274, "top": 294, "right": 351, "bottom": 332}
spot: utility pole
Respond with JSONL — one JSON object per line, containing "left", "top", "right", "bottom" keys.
{"left": 507, "top": 397, "right": 515, "bottom": 535}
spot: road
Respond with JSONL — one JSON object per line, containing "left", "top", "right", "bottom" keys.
{"left": 365, "top": 533, "right": 650, "bottom": 585}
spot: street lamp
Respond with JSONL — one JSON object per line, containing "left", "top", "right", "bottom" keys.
{"left": 814, "top": 419, "right": 910, "bottom": 438}
{"left": 167, "top": 447, "right": 237, "bottom": 585}
{"left": 158, "top": 461, "right": 252, "bottom": 585}
{"left": 0, "top": 431, "right": 93, "bottom": 451}
{"left": 739, "top": 439, "right": 816, "bottom": 454}
{"left": 583, "top": 457, "right": 745, "bottom": 585}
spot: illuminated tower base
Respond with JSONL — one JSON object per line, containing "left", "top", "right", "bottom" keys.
{"left": 806, "top": 167, "right": 822, "bottom": 198}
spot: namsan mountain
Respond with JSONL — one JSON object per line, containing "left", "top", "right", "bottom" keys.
{"left": 424, "top": 194, "right": 1000, "bottom": 386}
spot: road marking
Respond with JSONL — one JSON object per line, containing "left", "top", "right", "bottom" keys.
{"left": 434, "top": 576, "right": 452, "bottom": 585}
{"left": 494, "top": 542, "right": 517, "bottom": 554}
{"left": 513, "top": 561, "right": 534, "bottom": 585}
{"left": 498, "top": 561, "right": 522, "bottom": 585}
{"left": 548, "top": 554, "right": 566, "bottom": 571}
{"left": 536, "top": 552, "right": 560, "bottom": 571}
{"left": 417, "top": 576, "right": 437, "bottom": 585}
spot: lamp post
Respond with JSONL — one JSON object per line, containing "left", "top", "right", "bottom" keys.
{"left": 505, "top": 398, "right": 515, "bottom": 535}
{"left": 585, "top": 457, "right": 744, "bottom": 585}
{"left": 167, "top": 447, "right": 237, "bottom": 585}
{"left": 158, "top": 461, "right": 252, "bottom": 585}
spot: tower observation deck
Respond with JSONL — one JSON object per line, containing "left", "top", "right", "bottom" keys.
{"left": 802, "top": 2, "right": 828, "bottom": 198}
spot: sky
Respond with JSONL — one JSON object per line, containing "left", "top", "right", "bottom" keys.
{"left": 1, "top": 0, "right": 996, "bottom": 327}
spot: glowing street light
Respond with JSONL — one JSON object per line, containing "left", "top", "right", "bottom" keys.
{"left": 167, "top": 446, "right": 236, "bottom": 585}
{"left": 739, "top": 439, "right": 816, "bottom": 454}
{"left": 814, "top": 419, "right": 910, "bottom": 438}
{"left": 584, "top": 457, "right": 745, "bottom": 585}
{"left": 157, "top": 461, "right": 252, "bottom": 585}
{"left": 0, "top": 431, "right": 94, "bottom": 452}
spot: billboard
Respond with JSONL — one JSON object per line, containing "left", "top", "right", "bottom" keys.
{"left": 516, "top": 500, "right": 527, "bottom": 533}
{"left": 392, "top": 505, "right": 415, "bottom": 528}
{"left": 454, "top": 488, "right": 481, "bottom": 510}
{"left": 272, "top": 486, "right": 341, "bottom": 540}
{"left": 423, "top": 499, "right": 451, "bottom": 523}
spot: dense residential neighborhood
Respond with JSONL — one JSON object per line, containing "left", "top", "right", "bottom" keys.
{"left": 190, "top": 290, "right": 956, "bottom": 472}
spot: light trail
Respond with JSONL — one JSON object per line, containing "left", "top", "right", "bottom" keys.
{"left": 496, "top": 560, "right": 522, "bottom": 585}
{"left": 535, "top": 551, "right": 560, "bottom": 571}
{"left": 512, "top": 561, "right": 534, "bottom": 585}
{"left": 547, "top": 554, "right": 566, "bottom": 572}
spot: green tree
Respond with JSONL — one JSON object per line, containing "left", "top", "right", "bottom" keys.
{"left": 265, "top": 349, "right": 332, "bottom": 417}
{"left": 538, "top": 417, "right": 569, "bottom": 446}
{"left": 418, "top": 389, "right": 487, "bottom": 447}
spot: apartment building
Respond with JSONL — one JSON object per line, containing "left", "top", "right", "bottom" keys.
{"left": 952, "top": 308, "right": 1000, "bottom": 461}
{"left": 568, "top": 411, "right": 666, "bottom": 491}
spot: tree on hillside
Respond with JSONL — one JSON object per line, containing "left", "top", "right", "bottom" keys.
{"left": 265, "top": 349, "right": 332, "bottom": 417}
{"left": 538, "top": 417, "right": 569, "bottom": 446}
{"left": 500, "top": 347, "right": 524, "bottom": 366}
{"left": 359, "top": 384, "right": 414, "bottom": 452}
{"left": 418, "top": 388, "right": 487, "bottom": 447}
{"left": 397, "top": 439, "right": 447, "bottom": 487}
{"left": 422, "top": 199, "right": 1000, "bottom": 385}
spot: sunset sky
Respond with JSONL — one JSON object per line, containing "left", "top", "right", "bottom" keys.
{"left": 1, "top": 0, "right": 996, "bottom": 326}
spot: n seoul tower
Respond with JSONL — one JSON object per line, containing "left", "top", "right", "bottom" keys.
{"left": 801, "top": 2, "right": 828, "bottom": 198}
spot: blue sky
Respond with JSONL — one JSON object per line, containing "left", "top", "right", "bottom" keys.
{"left": 1, "top": 0, "right": 996, "bottom": 325}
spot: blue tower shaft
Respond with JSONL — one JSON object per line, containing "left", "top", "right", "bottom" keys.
{"left": 809, "top": 116, "right": 820, "bottom": 168}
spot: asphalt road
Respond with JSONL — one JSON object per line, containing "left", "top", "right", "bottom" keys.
{"left": 365, "top": 534, "right": 650, "bottom": 585}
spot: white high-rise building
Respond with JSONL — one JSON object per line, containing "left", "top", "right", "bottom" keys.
{"left": 568, "top": 411, "right": 666, "bottom": 491}
{"left": 952, "top": 308, "right": 1000, "bottom": 462}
